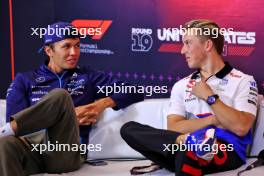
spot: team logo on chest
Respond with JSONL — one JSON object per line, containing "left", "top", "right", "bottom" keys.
{"left": 216, "top": 78, "right": 229, "bottom": 92}
{"left": 67, "top": 76, "right": 85, "bottom": 95}
{"left": 185, "top": 79, "right": 197, "bottom": 100}
{"left": 35, "top": 77, "right": 45, "bottom": 83}
{"left": 219, "top": 78, "right": 228, "bottom": 86}
{"left": 187, "top": 79, "right": 196, "bottom": 89}
{"left": 71, "top": 72, "right": 78, "bottom": 79}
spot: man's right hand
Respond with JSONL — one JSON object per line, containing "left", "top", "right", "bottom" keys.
{"left": 75, "top": 97, "right": 115, "bottom": 125}
{"left": 75, "top": 105, "right": 98, "bottom": 125}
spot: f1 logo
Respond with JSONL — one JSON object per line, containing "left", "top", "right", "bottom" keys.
{"left": 72, "top": 19, "right": 112, "bottom": 40}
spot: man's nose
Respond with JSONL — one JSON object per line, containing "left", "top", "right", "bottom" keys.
{"left": 181, "top": 45, "right": 186, "bottom": 55}
{"left": 70, "top": 47, "right": 79, "bottom": 55}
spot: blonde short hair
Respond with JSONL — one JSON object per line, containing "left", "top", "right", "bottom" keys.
{"left": 184, "top": 19, "right": 225, "bottom": 55}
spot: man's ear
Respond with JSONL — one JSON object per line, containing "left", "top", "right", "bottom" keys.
{"left": 204, "top": 39, "right": 214, "bottom": 52}
{"left": 44, "top": 46, "right": 53, "bottom": 57}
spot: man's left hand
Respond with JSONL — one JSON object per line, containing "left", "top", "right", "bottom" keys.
{"left": 191, "top": 80, "right": 214, "bottom": 100}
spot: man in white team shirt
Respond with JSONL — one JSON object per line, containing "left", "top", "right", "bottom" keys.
{"left": 121, "top": 19, "right": 258, "bottom": 175}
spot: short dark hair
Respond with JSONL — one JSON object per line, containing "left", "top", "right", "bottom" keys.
{"left": 47, "top": 43, "right": 55, "bottom": 50}
{"left": 183, "top": 19, "right": 224, "bottom": 55}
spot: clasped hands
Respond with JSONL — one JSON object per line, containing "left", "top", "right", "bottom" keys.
{"left": 75, "top": 98, "right": 113, "bottom": 125}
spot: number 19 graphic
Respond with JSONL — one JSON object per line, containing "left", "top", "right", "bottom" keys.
{"left": 131, "top": 34, "right": 153, "bottom": 52}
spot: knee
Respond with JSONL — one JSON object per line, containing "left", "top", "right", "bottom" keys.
{"left": 49, "top": 88, "right": 70, "bottom": 100}
{"left": 0, "top": 136, "right": 20, "bottom": 156}
{"left": 48, "top": 89, "right": 72, "bottom": 106}
{"left": 120, "top": 121, "right": 138, "bottom": 140}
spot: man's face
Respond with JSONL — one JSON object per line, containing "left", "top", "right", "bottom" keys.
{"left": 46, "top": 38, "right": 80, "bottom": 73}
{"left": 181, "top": 30, "right": 207, "bottom": 69}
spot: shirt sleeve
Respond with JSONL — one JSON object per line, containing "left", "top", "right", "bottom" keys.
{"left": 90, "top": 69, "right": 144, "bottom": 110}
{"left": 167, "top": 81, "right": 186, "bottom": 117}
{"left": 233, "top": 75, "right": 258, "bottom": 116}
{"left": 6, "top": 73, "right": 30, "bottom": 122}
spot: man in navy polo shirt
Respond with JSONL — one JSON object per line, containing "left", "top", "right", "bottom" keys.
{"left": 0, "top": 22, "right": 143, "bottom": 176}
{"left": 121, "top": 19, "right": 258, "bottom": 175}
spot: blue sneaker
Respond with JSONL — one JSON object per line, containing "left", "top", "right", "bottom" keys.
{"left": 186, "top": 128, "right": 217, "bottom": 161}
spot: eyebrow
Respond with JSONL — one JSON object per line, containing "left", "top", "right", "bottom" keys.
{"left": 183, "top": 39, "right": 189, "bottom": 43}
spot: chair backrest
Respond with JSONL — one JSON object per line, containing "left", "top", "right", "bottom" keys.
{"left": 250, "top": 95, "right": 264, "bottom": 156}
{"left": 88, "top": 98, "right": 170, "bottom": 159}
{"left": 0, "top": 99, "right": 6, "bottom": 127}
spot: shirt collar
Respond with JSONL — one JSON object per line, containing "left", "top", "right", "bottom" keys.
{"left": 191, "top": 62, "right": 233, "bottom": 80}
